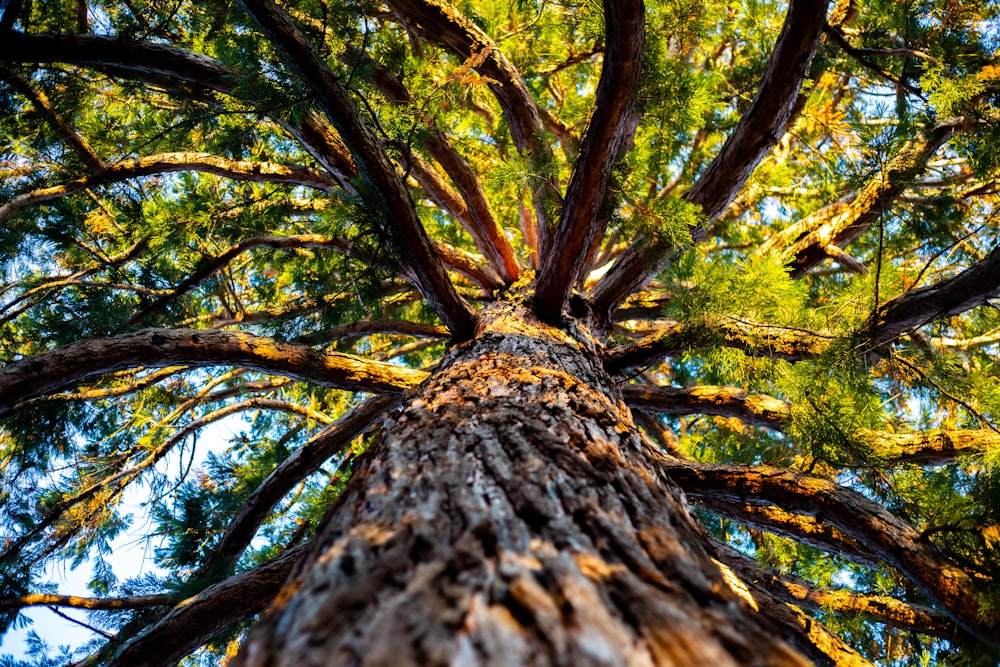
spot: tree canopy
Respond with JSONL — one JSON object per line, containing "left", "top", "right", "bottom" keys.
{"left": 1, "top": 0, "right": 1000, "bottom": 664}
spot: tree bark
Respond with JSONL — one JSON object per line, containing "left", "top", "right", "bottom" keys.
{"left": 234, "top": 290, "right": 817, "bottom": 667}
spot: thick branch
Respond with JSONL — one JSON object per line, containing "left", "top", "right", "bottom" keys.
{"left": 868, "top": 245, "right": 1000, "bottom": 346}
{"left": 533, "top": 0, "right": 644, "bottom": 320}
{"left": 714, "top": 542, "right": 960, "bottom": 640}
{"left": 387, "top": 0, "right": 559, "bottom": 247}
{"left": 106, "top": 545, "right": 306, "bottom": 667}
{"left": 194, "top": 396, "right": 396, "bottom": 580}
{"left": 0, "top": 153, "right": 336, "bottom": 224}
{"left": 0, "top": 328, "right": 428, "bottom": 417}
{"left": 0, "top": 32, "right": 360, "bottom": 194}
{"left": 0, "top": 32, "right": 230, "bottom": 88}
{"left": 421, "top": 128, "right": 521, "bottom": 284}
{"left": 659, "top": 459, "right": 999, "bottom": 645}
{"left": 605, "top": 318, "right": 834, "bottom": 372}
{"left": 589, "top": 0, "right": 830, "bottom": 318}
{"left": 431, "top": 239, "right": 504, "bottom": 292}
{"left": 362, "top": 55, "right": 520, "bottom": 283}
{"left": 294, "top": 319, "right": 449, "bottom": 346}
{"left": 762, "top": 122, "right": 962, "bottom": 277}
{"left": 862, "top": 429, "right": 1000, "bottom": 465}
{"left": 237, "top": 0, "right": 475, "bottom": 338}
{"left": 699, "top": 498, "right": 882, "bottom": 569}
{"left": 622, "top": 384, "right": 790, "bottom": 430}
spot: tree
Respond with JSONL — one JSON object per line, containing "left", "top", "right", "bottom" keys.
{"left": 0, "top": 0, "right": 999, "bottom": 664}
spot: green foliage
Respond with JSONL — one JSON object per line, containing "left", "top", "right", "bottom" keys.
{"left": 664, "top": 249, "right": 811, "bottom": 326}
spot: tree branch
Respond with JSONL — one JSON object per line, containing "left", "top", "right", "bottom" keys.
{"left": 0, "top": 592, "right": 171, "bottom": 612}
{"left": 0, "top": 67, "right": 106, "bottom": 171}
{"left": 105, "top": 545, "right": 306, "bottom": 667}
{"left": 658, "top": 459, "right": 999, "bottom": 645}
{"left": 0, "top": 31, "right": 360, "bottom": 193}
{"left": 709, "top": 547, "right": 876, "bottom": 667}
{"left": 604, "top": 317, "right": 834, "bottom": 372}
{"left": 868, "top": 245, "right": 1000, "bottom": 346}
{"left": 698, "top": 498, "right": 883, "bottom": 569}
{"left": 713, "top": 541, "right": 961, "bottom": 640}
{"left": 760, "top": 121, "right": 963, "bottom": 277}
{"left": 360, "top": 53, "right": 520, "bottom": 284}
{"left": 622, "top": 384, "right": 790, "bottom": 430}
{"left": 237, "top": 0, "right": 476, "bottom": 338}
{"left": 386, "top": 0, "right": 560, "bottom": 251}
{"left": 0, "top": 152, "right": 337, "bottom": 224}
{"left": 0, "top": 328, "right": 429, "bottom": 418}
{"left": 589, "top": 0, "right": 830, "bottom": 319}
{"left": 293, "top": 319, "right": 449, "bottom": 346}
{"left": 861, "top": 429, "right": 1000, "bottom": 465}
{"left": 193, "top": 395, "right": 396, "bottom": 581}
{"left": 533, "top": 0, "right": 644, "bottom": 320}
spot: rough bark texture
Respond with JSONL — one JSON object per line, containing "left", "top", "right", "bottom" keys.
{"left": 234, "top": 288, "right": 812, "bottom": 667}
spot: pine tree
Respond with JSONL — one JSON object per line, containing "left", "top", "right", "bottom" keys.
{"left": 1, "top": 0, "right": 999, "bottom": 664}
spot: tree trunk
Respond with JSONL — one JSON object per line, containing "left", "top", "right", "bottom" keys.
{"left": 235, "top": 288, "right": 810, "bottom": 667}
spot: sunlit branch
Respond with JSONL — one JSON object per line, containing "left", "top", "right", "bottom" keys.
{"left": 932, "top": 327, "right": 1000, "bottom": 350}
{"left": 604, "top": 317, "right": 834, "bottom": 372}
{"left": 363, "top": 55, "right": 520, "bottom": 283}
{"left": 0, "top": 328, "right": 429, "bottom": 418}
{"left": 0, "top": 32, "right": 360, "bottom": 193}
{"left": 868, "top": 245, "right": 1000, "bottom": 346}
{"left": 127, "top": 234, "right": 352, "bottom": 325}
{"left": 104, "top": 545, "right": 307, "bottom": 667}
{"left": 709, "top": 545, "right": 876, "bottom": 667}
{"left": 632, "top": 408, "right": 681, "bottom": 457}
{"left": 659, "top": 459, "right": 999, "bottom": 645}
{"left": 232, "top": 397, "right": 336, "bottom": 425}
{"left": 203, "top": 377, "right": 292, "bottom": 403}
{"left": 533, "top": 0, "right": 644, "bottom": 320}
{"left": 0, "top": 67, "right": 106, "bottom": 172}
{"left": 622, "top": 384, "right": 790, "bottom": 430}
{"left": 386, "top": 0, "right": 560, "bottom": 250}
{"left": 421, "top": 128, "right": 521, "bottom": 284}
{"left": 430, "top": 239, "right": 503, "bottom": 292}
{"left": 0, "top": 152, "right": 337, "bottom": 224}
{"left": 713, "top": 541, "right": 960, "bottom": 640}
{"left": 0, "top": 592, "right": 171, "bottom": 612}
{"left": 193, "top": 396, "right": 396, "bottom": 581}
{"left": 46, "top": 366, "right": 189, "bottom": 402}
{"left": 863, "top": 429, "right": 1000, "bottom": 465}
{"left": 588, "top": 0, "right": 830, "bottom": 319}
{"left": 697, "top": 498, "right": 882, "bottom": 569}
{"left": 237, "top": 0, "right": 476, "bottom": 339}
{"left": 759, "top": 121, "right": 963, "bottom": 277}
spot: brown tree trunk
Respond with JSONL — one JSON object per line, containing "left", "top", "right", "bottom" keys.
{"left": 234, "top": 289, "right": 814, "bottom": 666}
